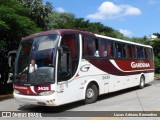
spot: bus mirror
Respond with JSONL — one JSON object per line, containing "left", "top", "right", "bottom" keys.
{"left": 10, "top": 75, "right": 14, "bottom": 81}
{"left": 8, "top": 56, "right": 12, "bottom": 68}
{"left": 58, "top": 47, "right": 63, "bottom": 56}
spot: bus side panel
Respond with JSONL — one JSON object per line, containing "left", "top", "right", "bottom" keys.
{"left": 56, "top": 75, "right": 106, "bottom": 105}
{"left": 108, "top": 75, "right": 128, "bottom": 92}
{"left": 56, "top": 78, "right": 84, "bottom": 105}
{"left": 144, "top": 72, "right": 154, "bottom": 83}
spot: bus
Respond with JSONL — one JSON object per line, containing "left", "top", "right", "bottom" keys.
{"left": 13, "top": 29, "right": 154, "bottom": 106}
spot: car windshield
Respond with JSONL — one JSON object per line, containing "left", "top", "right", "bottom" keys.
{"left": 15, "top": 34, "right": 59, "bottom": 85}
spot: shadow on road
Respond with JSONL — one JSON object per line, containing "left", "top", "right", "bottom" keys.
{"left": 98, "top": 83, "right": 151, "bottom": 102}
{"left": 18, "top": 83, "right": 152, "bottom": 113}
{"left": 18, "top": 100, "right": 84, "bottom": 113}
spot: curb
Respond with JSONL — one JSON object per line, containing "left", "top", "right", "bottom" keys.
{"left": 0, "top": 94, "right": 13, "bottom": 100}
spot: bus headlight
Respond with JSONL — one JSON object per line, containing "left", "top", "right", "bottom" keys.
{"left": 14, "top": 89, "right": 20, "bottom": 94}
{"left": 39, "top": 91, "right": 55, "bottom": 96}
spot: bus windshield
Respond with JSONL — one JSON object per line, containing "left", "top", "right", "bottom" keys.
{"left": 15, "top": 34, "right": 59, "bottom": 85}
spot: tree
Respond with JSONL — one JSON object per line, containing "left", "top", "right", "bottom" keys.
{"left": 47, "top": 11, "right": 127, "bottom": 39}
{"left": 0, "top": 5, "right": 40, "bottom": 51}
{"left": 47, "top": 11, "right": 75, "bottom": 29}
{"left": 0, "top": 0, "right": 41, "bottom": 85}
{"left": 129, "top": 37, "right": 147, "bottom": 44}
{"left": 17, "top": 0, "right": 53, "bottom": 30}
{"left": 150, "top": 39, "right": 160, "bottom": 57}
{"left": 153, "top": 33, "right": 160, "bottom": 38}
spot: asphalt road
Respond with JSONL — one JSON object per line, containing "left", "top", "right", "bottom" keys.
{"left": 0, "top": 79, "right": 160, "bottom": 120}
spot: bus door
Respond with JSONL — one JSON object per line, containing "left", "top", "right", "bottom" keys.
{"left": 56, "top": 34, "right": 80, "bottom": 104}
{"left": 57, "top": 46, "right": 72, "bottom": 83}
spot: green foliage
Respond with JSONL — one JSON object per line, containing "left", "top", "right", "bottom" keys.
{"left": 154, "top": 56, "right": 160, "bottom": 73}
{"left": 0, "top": 0, "right": 18, "bottom": 7}
{"left": 17, "top": 0, "right": 53, "bottom": 30}
{"left": 47, "top": 11, "right": 126, "bottom": 39}
{"left": 0, "top": 20, "right": 9, "bottom": 31}
{"left": 47, "top": 11, "right": 75, "bottom": 29}
{"left": 129, "top": 37, "right": 147, "bottom": 44}
{"left": 0, "top": 0, "right": 159, "bottom": 72}
{"left": 0, "top": 0, "right": 41, "bottom": 52}
{"left": 148, "top": 39, "right": 160, "bottom": 56}
{"left": 153, "top": 33, "right": 160, "bottom": 38}
{"left": 0, "top": 40, "right": 6, "bottom": 47}
{"left": 145, "top": 39, "right": 160, "bottom": 70}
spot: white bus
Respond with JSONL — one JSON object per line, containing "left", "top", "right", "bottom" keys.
{"left": 13, "top": 29, "right": 154, "bottom": 106}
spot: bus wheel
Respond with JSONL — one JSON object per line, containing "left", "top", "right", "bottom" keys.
{"left": 139, "top": 76, "right": 145, "bottom": 89}
{"left": 85, "top": 83, "right": 98, "bottom": 104}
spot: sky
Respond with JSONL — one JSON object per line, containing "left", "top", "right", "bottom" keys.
{"left": 44, "top": 0, "right": 160, "bottom": 38}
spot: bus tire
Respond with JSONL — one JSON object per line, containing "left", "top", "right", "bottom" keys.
{"left": 85, "top": 83, "right": 98, "bottom": 104}
{"left": 139, "top": 75, "right": 145, "bottom": 89}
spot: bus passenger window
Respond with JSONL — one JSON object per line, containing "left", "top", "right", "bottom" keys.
{"left": 94, "top": 39, "right": 100, "bottom": 57}
{"left": 121, "top": 44, "right": 126, "bottom": 58}
{"left": 115, "top": 42, "right": 126, "bottom": 58}
{"left": 83, "top": 37, "right": 97, "bottom": 57}
{"left": 134, "top": 46, "right": 137, "bottom": 59}
{"left": 100, "top": 39, "right": 108, "bottom": 57}
{"left": 61, "top": 35, "right": 77, "bottom": 59}
{"left": 108, "top": 41, "right": 114, "bottom": 58}
{"left": 127, "top": 45, "right": 131, "bottom": 59}
{"left": 136, "top": 46, "right": 144, "bottom": 59}
{"left": 139, "top": 47, "right": 144, "bottom": 59}
{"left": 149, "top": 48, "right": 153, "bottom": 59}
{"left": 144, "top": 48, "right": 147, "bottom": 59}
{"left": 115, "top": 42, "right": 123, "bottom": 58}
{"left": 145, "top": 48, "right": 152, "bottom": 59}
{"left": 137, "top": 47, "right": 140, "bottom": 59}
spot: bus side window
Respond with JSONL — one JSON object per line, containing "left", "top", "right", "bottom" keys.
{"left": 83, "top": 36, "right": 98, "bottom": 57}
{"left": 121, "top": 44, "right": 126, "bottom": 58}
{"left": 115, "top": 42, "right": 126, "bottom": 58}
{"left": 134, "top": 46, "right": 137, "bottom": 59}
{"left": 139, "top": 47, "right": 144, "bottom": 59}
{"left": 94, "top": 39, "right": 100, "bottom": 57}
{"left": 149, "top": 49, "right": 152, "bottom": 59}
{"left": 136, "top": 46, "right": 144, "bottom": 59}
{"left": 108, "top": 41, "right": 114, "bottom": 58}
{"left": 127, "top": 45, "right": 133, "bottom": 59}
{"left": 144, "top": 48, "right": 151, "bottom": 60}
{"left": 137, "top": 46, "right": 140, "bottom": 59}
{"left": 61, "top": 35, "right": 77, "bottom": 58}
{"left": 115, "top": 42, "right": 122, "bottom": 58}
{"left": 100, "top": 39, "right": 108, "bottom": 57}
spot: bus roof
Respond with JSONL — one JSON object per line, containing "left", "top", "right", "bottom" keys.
{"left": 22, "top": 29, "right": 95, "bottom": 40}
{"left": 95, "top": 34, "right": 152, "bottom": 48}
{"left": 22, "top": 29, "right": 152, "bottom": 48}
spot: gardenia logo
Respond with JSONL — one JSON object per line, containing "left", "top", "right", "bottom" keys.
{"left": 131, "top": 62, "right": 150, "bottom": 68}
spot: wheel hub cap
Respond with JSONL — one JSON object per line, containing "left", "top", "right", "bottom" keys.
{"left": 86, "top": 88, "right": 94, "bottom": 98}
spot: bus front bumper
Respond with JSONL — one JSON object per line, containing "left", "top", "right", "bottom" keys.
{"left": 13, "top": 92, "right": 58, "bottom": 106}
